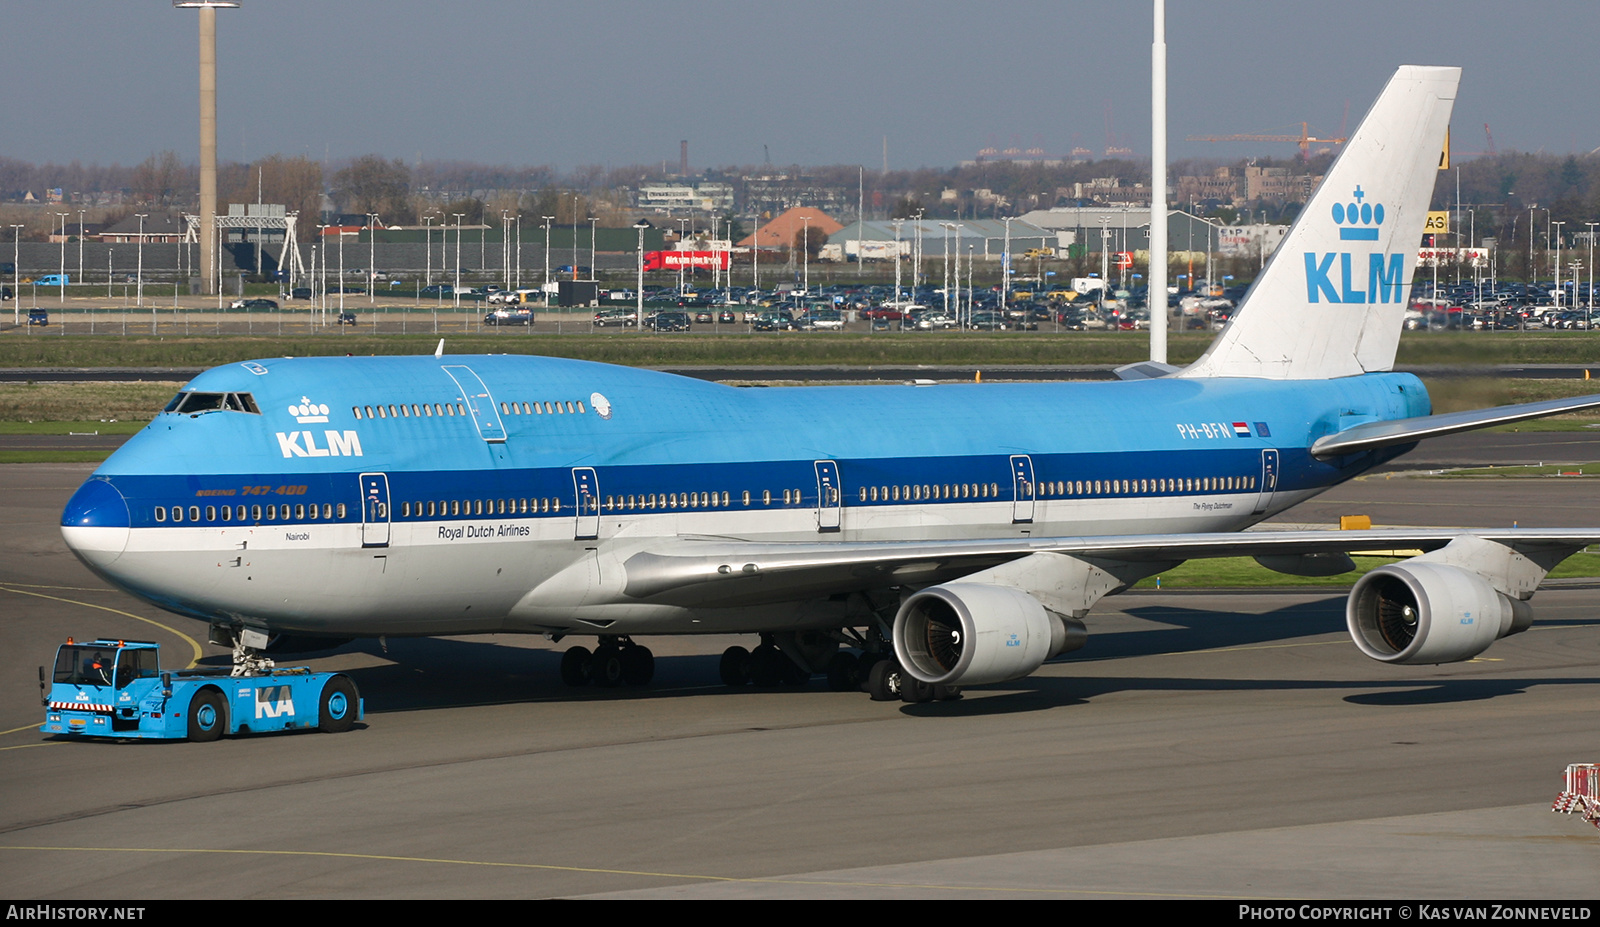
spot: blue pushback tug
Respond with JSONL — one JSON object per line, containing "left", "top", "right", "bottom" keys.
{"left": 40, "top": 639, "right": 361, "bottom": 742}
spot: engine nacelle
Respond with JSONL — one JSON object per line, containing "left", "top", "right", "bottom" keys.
{"left": 893, "top": 583, "right": 1086, "bottom": 686}
{"left": 1347, "top": 562, "right": 1532, "bottom": 665}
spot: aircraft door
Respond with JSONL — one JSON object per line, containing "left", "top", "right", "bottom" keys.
{"left": 814, "top": 460, "right": 841, "bottom": 533}
{"left": 572, "top": 467, "right": 600, "bottom": 540}
{"left": 1253, "top": 449, "right": 1280, "bottom": 515}
{"left": 1010, "top": 455, "right": 1035, "bottom": 524}
{"left": 359, "top": 472, "right": 391, "bottom": 548}
{"left": 441, "top": 365, "right": 507, "bottom": 443}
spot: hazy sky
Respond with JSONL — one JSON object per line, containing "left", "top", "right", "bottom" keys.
{"left": 6, "top": 0, "right": 1596, "bottom": 172}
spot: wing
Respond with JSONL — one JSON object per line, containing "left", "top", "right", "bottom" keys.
{"left": 619, "top": 528, "right": 1600, "bottom": 608}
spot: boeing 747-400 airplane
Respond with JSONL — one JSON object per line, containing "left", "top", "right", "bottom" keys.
{"left": 61, "top": 67, "right": 1600, "bottom": 701}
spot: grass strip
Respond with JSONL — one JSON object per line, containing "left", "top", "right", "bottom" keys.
{"left": 1134, "top": 550, "right": 1600, "bottom": 588}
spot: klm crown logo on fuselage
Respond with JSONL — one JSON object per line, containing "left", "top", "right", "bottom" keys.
{"left": 276, "top": 396, "right": 362, "bottom": 458}
{"left": 1304, "top": 185, "right": 1405, "bottom": 305}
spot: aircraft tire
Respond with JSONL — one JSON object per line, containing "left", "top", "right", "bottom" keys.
{"left": 867, "top": 659, "right": 905, "bottom": 702}
{"left": 318, "top": 675, "right": 358, "bottom": 733}
{"left": 188, "top": 689, "right": 226, "bottom": 742}
{"left": 718, "top": 646, "right": 750, "bottom": 686}
{"left": 783, "top": 655, "right": 810, "bottom": 686}
{"left": 826, "top": 651, "right": 860, "bottom": 692}
{"left": 621, "top": 645, "right": 654, "bottom": 686}
{"left": 901, "top": 674, "right": 935, "bottom": 704}
{"left": 748, "top": 645, "right": 784, "bottom": 687}
{"left": 589, "top": 646, "right": 625, "bottom": 687}
{"left": 560, "top": 646, "right": 592, "bottom": 686}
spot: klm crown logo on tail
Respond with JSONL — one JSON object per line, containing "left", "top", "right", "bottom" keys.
{"left": 1179, "top": 66, "right": 1458, "bottom": 379}
{"left": 1304, "top": 186, "right": 1405, "bottom": 305}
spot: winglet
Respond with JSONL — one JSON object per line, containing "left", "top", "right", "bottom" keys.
{"left": 1181, "top": 66, "right": 1460, "bottom": 380}
{"left": 434, "top": 339, "right": 445, "bottom": 359}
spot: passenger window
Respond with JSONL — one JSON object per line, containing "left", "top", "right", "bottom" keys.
{"left": 205, "top": 505, "right": 216, "bottom": 521}
{"left": 154, "top": 507, "right": 166, "bottom": 522}
{"left": 220, "top": 505, "right": 231, "bottom": 522}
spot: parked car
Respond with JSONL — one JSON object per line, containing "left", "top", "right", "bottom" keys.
{"left": 336, "top": 311, "right": 357, "bottom": 325}
{"left": 717, "top": 309, "right": 737, "bottom": 324}
{"left": 289, "top": 287, "right": 313, "bottom": 300}
{"left": 593, "top": 308, "right": 637, "bottom": 327}
{"left": 803, "top": 307, "right": 844, "bottom": 330}
{"left": 752, "top": 311, "right": 795, "bottom": 331}
{"left": 27, "top": 308, "right": 48, "bottom": 326}
{"left": 229, "top": 298, "right": 278, "bottom": 311}
{"left": 645, "top": 310, "right": 691, "bottom": 331}
{"left": 484, "top": 308, "right": 533, "bottom": 326}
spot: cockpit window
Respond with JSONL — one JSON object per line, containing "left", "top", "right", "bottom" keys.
{"left": 164, "top": 392, "right": 261, "bottom": 415}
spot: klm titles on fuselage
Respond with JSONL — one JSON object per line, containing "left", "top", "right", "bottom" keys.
{"left": 438, "top": 523, "right": 532, "bottom": 541}
{"left": 1304, "top": 186, "right": 1405, "bottom": 305}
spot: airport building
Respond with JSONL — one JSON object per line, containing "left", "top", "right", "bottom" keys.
{"left": 823, "top": 219, "right": 1058, "bottom": 262}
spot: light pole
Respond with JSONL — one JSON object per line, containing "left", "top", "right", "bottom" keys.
{"left": 891, "top": 219, "right": 904, "bottom": 306}
{"left": 501, "top": 210, "right": 510, "bottom": 291}
{"left": 10, "top": 225, "right": 21, "bottom": 327}
{"left": 338, "top": 221, "right": 347, "bottom": 315}
{"left": 940, "top": 222, "right": 952, "bottom": 318}
{"left": 1586, "top": 222, "right": 1597, "bottom": 328}
{"left": 320, "top": 222, "right": 332, "bottom": 325}
{"left": 541, "top": 216, "right": 554, "bottom": 307}
{"left": 676, "top": 218, "right": 688, "bottom": 294}
{"left": 954, "top": 223, "right": 964, "bottom": 325}
{"left": 634, "top": 220, "right": 649, "bottom": 325}
{"left": 1001, "top": 216, "right": 1013, "bottom": 319}
{"left": 452, "top": 214, "right": 464, "bottom": 310}
{"left": 423, "top": 213, "right": 434, "bottom": 287}
{"left": 1552, "top": 221, "right": 1565, "bottom": 309}
{"left": 588, "top": 217, "right": 597, "bottom": 282}
{"left": 134, "top": 214, "right": 148, "bottom": 310}
{"left": 57, "top": 212, "right": 69, "bottom": 305}
{"left": 912, "top": 210, "right": 924, "bottom": 296}
{"left": 802, "top": 215, "right": 811, "bottom": 295}
{"left": 367, "top": 213, "right": 378, "bottom": 305}
{"left": 572, "top": 194, "right": 580, "bottom": 281}
{"left": 76, "top": 208, "right": 85, "bottom": 286}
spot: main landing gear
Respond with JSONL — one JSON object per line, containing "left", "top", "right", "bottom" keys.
{"left": 717, "top": 632, "right": 961, "bottom": 703}
{"left": 559, "top": 636, "right": 654, "bottom": 687}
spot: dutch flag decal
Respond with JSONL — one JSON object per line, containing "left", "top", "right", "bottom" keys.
{"left": 1233, "top": 422, "right": 1251, "bottom": 438}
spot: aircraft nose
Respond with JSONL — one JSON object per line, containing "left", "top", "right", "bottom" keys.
{"left": 61, "top": 477, "right": 131, "bottom": 567}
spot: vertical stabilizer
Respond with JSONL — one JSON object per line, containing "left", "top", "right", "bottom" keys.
{"left": 1181, "top": 66, "right": 1459, "bottom": 379}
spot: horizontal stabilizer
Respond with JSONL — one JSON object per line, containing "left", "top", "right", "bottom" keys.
{"left": 1114, "top": 361, "right": 1181, "bottom": 380}
{"left": 1311, "top": 393, "right": 1600, "bottom": 458}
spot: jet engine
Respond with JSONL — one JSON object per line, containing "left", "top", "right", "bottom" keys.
{"left": 893, "top": 582, "right": 1086, "bottom": 686}
{"left": 1346, "top": 561, "right": 1532, "bottom": 665}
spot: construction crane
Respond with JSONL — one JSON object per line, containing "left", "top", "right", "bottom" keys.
{"left": 1186, "top": 122, "right": 1347, "bottom": 160}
